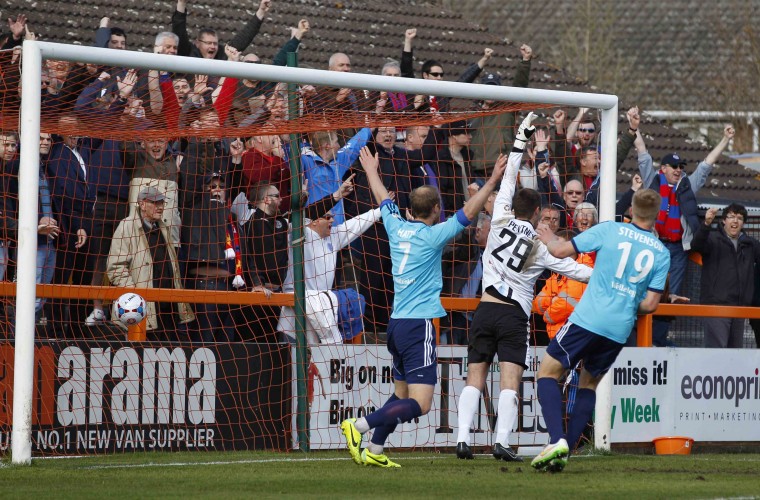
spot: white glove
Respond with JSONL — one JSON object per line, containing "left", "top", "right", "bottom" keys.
{"left": 514, "top": 111, "right": 538, "bottom": 150}
{"left": 232, "top": 275, "right": 246, "bottom": 289}
{"left": 225, "top": 248, "right": 236, "bottom": 260}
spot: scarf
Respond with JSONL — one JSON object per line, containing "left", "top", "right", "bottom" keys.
{"left": 655, "top": 172, "right": 682, "bottom": 242}
{"left": 226, "top": 215, "right": 245, "bottom": 288}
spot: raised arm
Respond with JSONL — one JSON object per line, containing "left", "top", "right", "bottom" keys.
{"left": 401, "top": 29, "right": 416, "bottom": 78}
{"left": 95, "top": 17, "right": 111, "bottom": 48}
{"left": 461, "top": 153, "right": 507, "bottom": 221}
{"left": 172, "top": 0, "right": 193, "bottom": 57}
{"left": 703, "top": 124, "right": 735, "bottom": 166}
{"left": 566, "top": 107, "right": 588, "bottom": 143}
{"left": 226, "top": 0, "right": 271, "bottom": 52}
{"left": 491, "top": 112, "right": 536, "bottom": 221}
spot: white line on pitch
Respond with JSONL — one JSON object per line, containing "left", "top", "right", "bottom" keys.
{"left": 80, "top": 455, "right": 453, "bottom": 470}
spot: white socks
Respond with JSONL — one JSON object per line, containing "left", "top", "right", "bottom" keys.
{"left": 456, "top": 385, "right": 481, "bottom": 444}
{"left": 355, "top": 417, "right": 370, "bottom": 434}
{"left": 495, "top": 389, "right": 518, "bottom": 447}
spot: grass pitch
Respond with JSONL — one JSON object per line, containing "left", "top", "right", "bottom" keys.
{"left": 1, "top": 450, "right": 759, "bottom": 499}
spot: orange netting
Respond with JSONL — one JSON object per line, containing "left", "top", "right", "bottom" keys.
{"left": 0, "top": 47, "right": 607, "bottom": 455}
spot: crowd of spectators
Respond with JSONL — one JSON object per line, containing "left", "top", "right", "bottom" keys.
{"left": 0, "top": 3, "right": 756, "bottom": 348}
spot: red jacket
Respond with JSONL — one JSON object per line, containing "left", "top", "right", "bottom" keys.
{"left": 241, "top": 148, "right": 291, "bottom": 211}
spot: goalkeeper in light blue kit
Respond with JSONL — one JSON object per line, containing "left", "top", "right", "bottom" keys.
{"left": 531, "top": 187, "right": 670, "bottom": 472}
{"left": 339, "top": 139, "right": 508, "bottom": 468}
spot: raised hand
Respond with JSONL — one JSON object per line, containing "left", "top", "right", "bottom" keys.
{"left": 293, "top": 19, "right": 310, "bottom": 40}
{"left": 335, "top": 173, "right": 356, "bottom": 199}
{"left": 520, "top": 44, "right": 532, "bottom": 61}
{"left": 194, "top": 74, "right": 210, "bottom": 95}
{"left": 631, "top": 173, "right": 642, "bottom": 192}
{"left": 483, "top": 48, "right": 494, "bottom": 59}
{"left": 359, "top": 146, "right": 380, "bottom": 174}
{"left": 627, "top": 106, "right": 640, "bottom": 130}
{"left": 7, "top": 14, "right": 27, "bottom": 40}
{"left": 405, "top": 28, "right": 417, "bottom": 41}
{"left": 257, "top": 0, "right": 272, "bottom": 17}
{"left": 225, "top": 44, "right": 242, "bottom": 62}
{"left": 99, "top": 17, "right": 110, "bottom": 28}
{"left": 724, "top": 124, "right": 735, "bottom": 140}
{"left": 117, "top": 69, "right": 138, "bottom": 98}
{"left": 704, "top": 207, "right": 718, "bottom": 226}
{"left": 515, "top": 112, "right": 538, "bottom": 148}
{"left": 534, "top": 128, "right": 549, "bottom": 152}
{"left": 487, "top": 154, "right": 508, "bottom": 185}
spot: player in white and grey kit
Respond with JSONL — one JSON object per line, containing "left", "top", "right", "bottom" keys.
{"left": 455, "top": 113, "right": 593, "bottom": 461}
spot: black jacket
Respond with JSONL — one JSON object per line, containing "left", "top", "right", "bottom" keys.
{"left": 244, "top": 208, "right": 289, "bottom": 289}
{"left": 692, "top": 223, "right": 760, "bottom": 306}
{"left": 172, "top": 9, "right": 263, "bottom": 60}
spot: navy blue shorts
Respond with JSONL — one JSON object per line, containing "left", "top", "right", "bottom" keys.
{"left": 387, "top": 318, "right": 437, "bottom": 386}
{"left": 546, "top": 322, "right": 625, "bottom": 378}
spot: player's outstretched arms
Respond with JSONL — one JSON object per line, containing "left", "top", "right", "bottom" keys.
{"left": 462, "top": 153, "right": 507, "bottom": 221}
{"left": 359, "top": 146, "right": 390, "bottom": 205}
{"left": 638, "top": 290, "right": 663, "bottom": 315}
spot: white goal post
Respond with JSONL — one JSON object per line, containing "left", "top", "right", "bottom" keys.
{"left": 13, "top": 40, "right": 619, "bottom": 464}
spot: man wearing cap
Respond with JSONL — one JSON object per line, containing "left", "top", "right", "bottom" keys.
{"left": 181, "top": 171, "right": 240, "bottom": 342}
{"left": 637, "top": 124, "right": 735, "bottom": 346}
{"left": 469, "top": 44, "right": 533, "bottom": 176}
{"left": 108, "top": 186, "right": 194, "bottom": 340}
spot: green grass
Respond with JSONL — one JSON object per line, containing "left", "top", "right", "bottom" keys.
{"left": 1, "top": 450, "right": 759, "bottom": 499}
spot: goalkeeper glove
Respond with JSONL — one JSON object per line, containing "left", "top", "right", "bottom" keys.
{"left": 513, "top": 112, "right": 538, "bottom": 151}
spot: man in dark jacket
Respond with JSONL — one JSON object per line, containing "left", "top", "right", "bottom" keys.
{"left": 692, "top": 204, "right": 760, "bottom": 348}
{"left": 172, "top": 0, "right": 270, "bottom": 61}
{"left": 46, "top": 115, "right": 97, "bottom": 333}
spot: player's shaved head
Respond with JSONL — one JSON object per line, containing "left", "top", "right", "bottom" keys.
{"left": 410, "top": 185, "right": 440, "bottom": 220}
{"left": 632, "top": 188, "right": 661, "bottom": 222}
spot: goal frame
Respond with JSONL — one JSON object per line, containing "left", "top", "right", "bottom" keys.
{"left": 13, "top": 40, "right": 619, "bottom": 464}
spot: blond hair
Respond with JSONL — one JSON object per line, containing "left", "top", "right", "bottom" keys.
{"left": 632, "top": 189, "right": 661, "bottom": 222}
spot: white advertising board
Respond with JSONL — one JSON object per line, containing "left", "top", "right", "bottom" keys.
{"left": 293, "top": 345, "right": 760, "bottom": 449}
{"left": 611, "top": 348, "right": 760, "bottom": 442}
{"left": 295, "top": 345, "right": 549, "bottom": 450}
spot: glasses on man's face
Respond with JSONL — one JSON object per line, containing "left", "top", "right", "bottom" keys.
{"left": 725, "top": 213, "right": 744, "bottom": 222}
{"left": 565, "top": 190, "right": 583, "bottom": 196}
{"left": 427, "top": 72, "right": 444, "bottom": 77}
{"left": 578, "top": 128, "right": 596, "bottom": 134}
{"left": 666, "top": 164, "right": 686, "bottom": 170}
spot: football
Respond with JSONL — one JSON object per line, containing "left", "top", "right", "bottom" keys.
{"left": 113, "top": 293, "right": 147, "bottom": 326}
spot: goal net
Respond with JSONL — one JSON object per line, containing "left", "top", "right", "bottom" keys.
{"left": 2, "top": 41, "right": 618, "bottom": 462}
